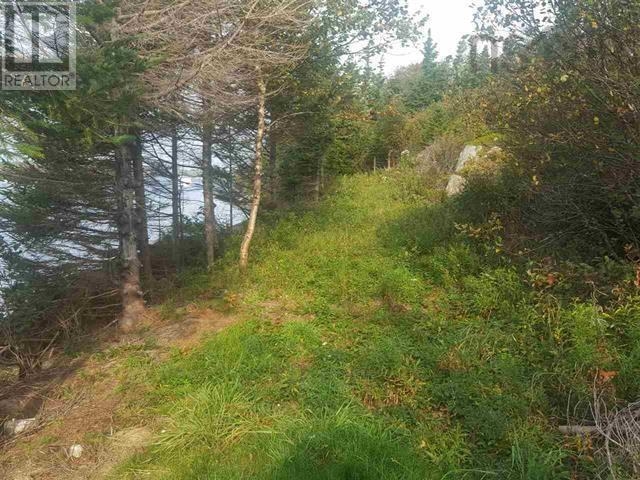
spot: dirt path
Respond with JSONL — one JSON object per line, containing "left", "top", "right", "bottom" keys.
{"left": 0, "top": 306, "right": 237, "bottom": 480}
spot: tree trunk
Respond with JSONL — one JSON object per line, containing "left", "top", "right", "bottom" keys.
{"left": 314, "top": 161, "right": 321, "bottom": 202}
{"left": 239, "top": 71, "right": 266, "bottom": 270}
{"left": 314, "top": 155, "right": 324, "bottom": 202}
{"left": 228, "top": 156, "right": 233, "bottom": 229}
{"left": 116, "top": 137, "right": 145, "bottom": 332}
{"left": 490, "top": 39, "right": 499, "bottom": 74}
{"left": 202, "top": 124, "right": 217, "bottom": 270}
{"left": 268, "top": 133, "right": 277, "bottom": 203}
{"left": 469, "top": 36, "right": 479, "bottom": 73}
{"left": 133, "top": 136, "right": 153, "bottom": 283}
{"left": 171, "top": 127, "right": 181, "bottom": 271}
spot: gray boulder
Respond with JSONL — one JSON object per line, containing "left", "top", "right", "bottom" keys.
{"left": 445, "top": 174, "right": 467, "bottom": 197}
{"left": 454, "top": 145, "right": 480, "bottom": 172}
{"left": 445, "top": 145, "right": 480, "bottom": 196}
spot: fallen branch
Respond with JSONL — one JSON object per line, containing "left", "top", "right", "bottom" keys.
{"left": 558, "top": 425, "right": 599, "bottom": 435}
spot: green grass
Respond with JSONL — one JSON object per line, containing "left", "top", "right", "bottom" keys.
{"left": 114, "top": 169, "right": 640, "bottom": 479}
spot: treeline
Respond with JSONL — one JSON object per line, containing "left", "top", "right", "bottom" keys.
{"left": 0, "top": 0, "right": 421, "bottom": 374}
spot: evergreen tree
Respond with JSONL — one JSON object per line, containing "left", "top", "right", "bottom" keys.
{"left": 421, "top": 29, "right": 439, "bottom": 73}
{"left": 479, "top": 44, "right": 492, "bottom": 76}
{"left": 405, "top": 30, "right": 448, "bottom": 110}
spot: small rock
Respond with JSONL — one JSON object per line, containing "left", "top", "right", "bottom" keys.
{"left": 3, "top": 418, "right": 36, "bottom": 436}
{"left": 446, "top": 174, "right": 467, "bottom": 196}
{"left": 68, "top": 444, "right": 83, "bottom": 458}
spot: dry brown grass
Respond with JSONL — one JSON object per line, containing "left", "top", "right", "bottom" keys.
{"left": 0, "top": 305, "right": 239, "bottom": 479}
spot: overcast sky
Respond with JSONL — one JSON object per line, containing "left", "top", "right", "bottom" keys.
{"left": 383, "top": 0, "right": 476, "bottom": 75}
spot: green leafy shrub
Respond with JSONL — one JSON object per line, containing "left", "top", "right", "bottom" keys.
{"left": 476, "top": 0, "right": 640, "bottom": 260}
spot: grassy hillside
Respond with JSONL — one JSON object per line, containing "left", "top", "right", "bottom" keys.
{"left": 115, "top": 168, "right": 639, "bottom": 479}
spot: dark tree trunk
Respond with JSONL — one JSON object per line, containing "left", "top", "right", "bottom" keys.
{"left": 116, "top": 137, "right": 145, "bottom": 331}
{"left": 202, "top": 124, "right": 217, "bottom": 270}
{"left": 228, "top": 156, "right": 233, "bottom": 229}
{"left": 133, "top": 136, "right": 153, "bottom": 283}
{"left": 469, "top": 36, "right": 479, "bottom": 73}
{"left": 240, "top": 71, "right": 266, "bottom": 270}
{"left": 171, "top": 127, "right": 182, "bottom": 271}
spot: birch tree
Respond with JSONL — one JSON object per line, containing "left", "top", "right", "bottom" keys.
{"left": 117, "top": 0, "right": 312, "bottom": 270}
{"left": 239, "top": 71, "right": 266, "bottom": 269}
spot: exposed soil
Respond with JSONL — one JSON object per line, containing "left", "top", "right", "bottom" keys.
{"left": 0, "top": 306, "right": 237, "bottom": 480}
